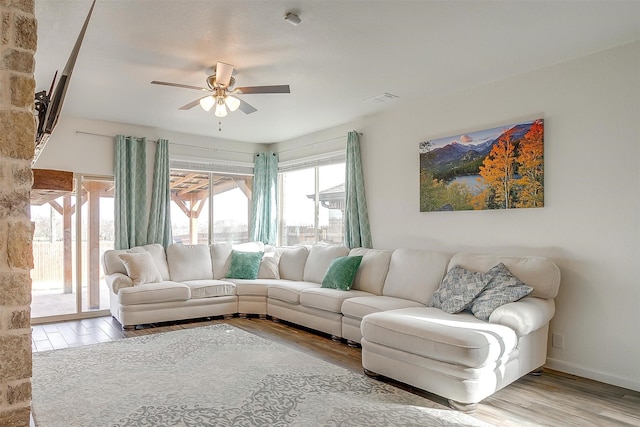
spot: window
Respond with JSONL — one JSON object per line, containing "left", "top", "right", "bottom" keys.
{"left": 212, "top": 174, "right": 252, "bottom": 243}
{"left": 170, "top": 170, "right": 252, "bottom": 244}
{"left": 170, "top": 171, "right": 210, "bottom": 244}
{"left": 279, "top": 163, "right": 345, "bottom": 246}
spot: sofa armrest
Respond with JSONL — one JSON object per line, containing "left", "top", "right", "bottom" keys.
{"left": 489, "top": 297, "right": 555, "bottom": 336}
{"left": 105, "top": 273, "right": 133, "bottom": 294}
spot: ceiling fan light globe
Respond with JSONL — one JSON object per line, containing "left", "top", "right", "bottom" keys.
{"left": 214, "top": 101, "right": 228, "bottom": 118}
{"left": 225, "top": 95, "right": 241, "bottom": 112}
{"left": 199, "top": 96, "right": 215, "bottom": 112}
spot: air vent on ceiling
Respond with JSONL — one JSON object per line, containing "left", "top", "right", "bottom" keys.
{"left": 364, "top": 93, "right": 399, "bottom": 104}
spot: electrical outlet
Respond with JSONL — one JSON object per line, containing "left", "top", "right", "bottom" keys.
{"left": 552, "top": 333, "right": 564, "bottom": 349}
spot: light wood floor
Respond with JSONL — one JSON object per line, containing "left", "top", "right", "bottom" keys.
{"left": 32, "top": 316, "right": 640, "bottom": 427}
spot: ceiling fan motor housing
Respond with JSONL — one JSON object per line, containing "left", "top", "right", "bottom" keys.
{"left": 207, "top": 74, "right": 236, "bottom": 91}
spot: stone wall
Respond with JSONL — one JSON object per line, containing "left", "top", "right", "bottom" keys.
{"left": 0, "top": 0, "right": 36, "bottom": 426}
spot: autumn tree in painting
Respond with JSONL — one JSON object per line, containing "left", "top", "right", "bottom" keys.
{"left": 474, "top": 129, "right": 518, "bottom": 209}
{"left": 470, "top": 120, "right": 544, "bottom": 210}
{"left": 514, "top": 119, "right": 544, "bottom": 208}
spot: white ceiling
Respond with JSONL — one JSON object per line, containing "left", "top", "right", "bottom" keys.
{"left": 35, "top": 0, "right": 640, "bottom": 144}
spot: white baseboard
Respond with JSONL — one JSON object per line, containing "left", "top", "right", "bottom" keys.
{"left": 545, "top": 358, "right": 640, "bottom": 392}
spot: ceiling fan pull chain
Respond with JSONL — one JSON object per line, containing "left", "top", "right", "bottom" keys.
{"left": 218, "top": 121, "right": 222, "bottom": 132}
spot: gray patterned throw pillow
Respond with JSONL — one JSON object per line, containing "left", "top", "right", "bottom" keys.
{"left": 427, "top": 265, "right": 488, "bottom": 314}
{"left": 470, "top": 263, "right": 533, "bottom": 321}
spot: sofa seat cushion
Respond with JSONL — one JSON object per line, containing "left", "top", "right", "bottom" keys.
{"left": 361, "top": 307, "right": 518, "bottom": 369}
{"left": 267, "top": 281, "right": 320, "bottom": 304}
{"left": 300, "top": 288, "right": 374, "bottom": 313}
{"left": 227, "top": 279, "right": 283, "bottom": 296}
{"left": 118, "top": 281, "right": 190, "bottom": 306}
{"left": 182, "top": 280, "right": 236, "bottom": 299}
{"left": 341, "top": 296, "right": 424, "bottom": 320}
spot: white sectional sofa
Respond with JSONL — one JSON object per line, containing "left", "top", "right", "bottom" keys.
{"left": 102, "top": 242, "right": 560, "bottom": 410}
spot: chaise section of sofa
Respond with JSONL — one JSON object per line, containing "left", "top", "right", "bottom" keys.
{"left": 360, "top": 252, "right": 561, "bottom": 411}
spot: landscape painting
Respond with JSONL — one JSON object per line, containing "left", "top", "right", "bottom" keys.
{"left": 419, "top": 119, "right": 544, "bottom": 212}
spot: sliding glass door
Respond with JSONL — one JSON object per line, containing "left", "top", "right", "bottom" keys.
{"left": 31, "top": 181, "right": 79, "bottom": 318}
{"left": 80, "top": 178, "right": 114, "bottom": 312}
{"left": 31, "top": 175, "right": 114, "bottom": 321}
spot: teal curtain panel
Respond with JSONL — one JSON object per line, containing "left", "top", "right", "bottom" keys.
{"left": 344, "top": 131, "right": 372, "bottom": 249}
{"left": 114, "top": 135, "right": 148, "bottom": 249}
{"left": 250, "top": 151, "right": 278, "bottom": 245}
{"left": 147, "top": 138, "right": 172, "bottom": 248}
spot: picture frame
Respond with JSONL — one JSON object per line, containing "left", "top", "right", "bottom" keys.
{"left": 419, "top": 119, "right": 544, "bottom": 212}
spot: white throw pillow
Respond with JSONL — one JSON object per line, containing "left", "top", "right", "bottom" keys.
{"left": 118, "top": 252, "right": 164, "bottom": 286}
{"left": 102, "top": 247, "right": 145, "bottom": 275}
{"left": 233, "top": 241, "right": 265, "bottom": 252}
{"left": 258, "top": 251, "right": 281, "bottom": 279}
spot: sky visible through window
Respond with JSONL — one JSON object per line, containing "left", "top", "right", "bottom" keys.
{"left": 282, "top": 163, "right": 345, "bottom": 226}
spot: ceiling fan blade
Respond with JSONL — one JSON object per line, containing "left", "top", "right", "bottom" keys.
{"left": 235, "top": 85, "right": 290, "bottom": 94}
{"left": 237, "top": 98, "right": 257, "bottom": 114}
{"left": 151, "top": 80, "right": 208, "bottom": 91}
{"left": 179, "top": 96, "right": 210, "bottom": 110}
{"left": 216, "top": 62, "right": 234, "bottom": 88}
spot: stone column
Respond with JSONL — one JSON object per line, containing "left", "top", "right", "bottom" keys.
{"left": 0, "top": 0, "right": 36, "bottom": 426}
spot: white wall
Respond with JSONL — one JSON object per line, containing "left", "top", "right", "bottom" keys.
{"left": 280, "top": 42, "right": 640, "bottom": 391}
{"left": 35, "top": 116, "right": 261, "bottom": 175}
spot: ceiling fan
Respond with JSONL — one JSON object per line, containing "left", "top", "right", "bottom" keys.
{"left": 151, "top": 62, "right": 290, "bottom": 118}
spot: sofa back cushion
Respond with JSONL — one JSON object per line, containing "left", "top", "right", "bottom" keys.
{"left": 303, "top": 244, "right": 350, "bottom": 283}
{"left": 349, "top": 248, "right": 392, "bottom": 295}
{"left": 141, "top": 244, "right": 170, "bottom": 281}
{"left": 102, "top": 247, "right": 145, "bottom": 275}
{"left": 448, "top": 253, "right": 560, "bottom": 299}
{"left": 382, "top": 249, "right": 450, "bottom": 304}
{"left": 278, "top": 246, "right": 310, "bottom": 281}
{"left": 210, "top": 242, "right": 264, "bottom": 279}
{"left": 210, "top": 242, "right": 233, "bottom": 279}
{"left": 167, "top": 244, "right": 213, "bottom": 282}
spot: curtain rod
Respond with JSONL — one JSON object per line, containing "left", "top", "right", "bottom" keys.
{"left": 75, "top": 130, "right": 362, "bottom": 156}
{"left": 278, "top": 132, "right": 363, "bottom": 154}
{"left": 74, "top": 131, "right": 252, "bottom": 155}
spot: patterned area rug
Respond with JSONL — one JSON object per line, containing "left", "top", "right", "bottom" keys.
{"left": 32, "top": 324, "right": 495, "bottom": 427}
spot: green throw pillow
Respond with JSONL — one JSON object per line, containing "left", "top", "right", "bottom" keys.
{"left": 226, "top": 250, "right": 264, "bottom": 280}
{"left": 321, "top": 256, "right": 363, "bottom": 291}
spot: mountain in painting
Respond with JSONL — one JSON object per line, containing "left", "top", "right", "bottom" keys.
{"left": 421, "top": 122, "right": 534, "bottom": 179}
